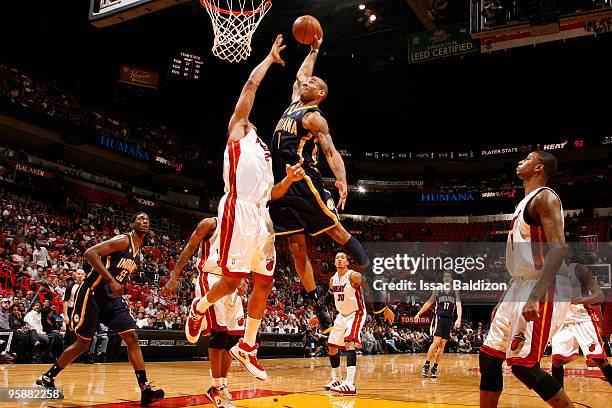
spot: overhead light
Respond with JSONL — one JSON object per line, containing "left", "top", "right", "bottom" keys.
{"left": 369, "top": 14, "right": 377, "bottom": 22}
{"left": 183, "top": 189, "right": 188, "bottom": 193}
{"left": 358, "top": 4, "right": 366, "bottom": 10}
{"left": 357, "top": 186, "right": 366, "bottom": 193}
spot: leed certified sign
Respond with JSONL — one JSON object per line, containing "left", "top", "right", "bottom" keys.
{"left": 408, "top": 24, "right": 480, "bottom": 64}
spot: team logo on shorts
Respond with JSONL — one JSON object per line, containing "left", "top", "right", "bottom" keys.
{"left": 237, "top": 317, "right": 245, "bottom": 327}
{"left": 589, "top": 342, "right": 596, "bottom": 352}
{"left": 266, "top": 257, "right": 275, "bottom": 271}
{"left": 510, "top": 332, "right": 525, "bottom": 352}
{"left": 73, "top": 314, "right": 80, "bottom": 323}
{"left": 327, "top": 198, "right": 335, "bottom": 211}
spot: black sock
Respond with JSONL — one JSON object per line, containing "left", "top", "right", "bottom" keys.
{"left": 424, "top": 360, "right": 430, "bottom": 366}
{"left": 346, "top": 350, "right": 357, "bottom": 367}
{"left": 329, "top": 353, "right": 341, "bottom": 368}
{"left": 433, "top": 363, "right": 438, "bottom": 369}
{"left": 45, "top": 363, "right": 64, "bottom": 378}
{"left": 601, "top": 363, "right": 612, "bottom": 385}
{"left": 551, "top": 365, "right": 564, "bottom": 388}
{"left": 135, "top": 370, "right": 148, "bottom": 388}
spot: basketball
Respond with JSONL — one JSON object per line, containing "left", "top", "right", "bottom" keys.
{"left": 292, "top": 15, "right": 323, "bottom": 45}
{"left": 308, "top": 316, "right": 319, "bottom": 328}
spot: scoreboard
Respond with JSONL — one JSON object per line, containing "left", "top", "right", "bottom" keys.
{"left": 170, "top": 52, "right": 203, "bottom": 80}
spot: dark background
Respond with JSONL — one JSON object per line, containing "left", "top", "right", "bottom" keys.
{"left": 2, "top": 0, "right": 611, "bottom": 154}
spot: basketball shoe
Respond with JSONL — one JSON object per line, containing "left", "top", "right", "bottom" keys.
{"left": 205, "top": 386, "right": 235, "bottom": 408}
{"left": 324, "top": 378, "right": 342, "bottom": 391}
{"left": 140, "top": 382, "right": 165, "bottom": 406}
{"left": 36, "top": 375, "right": 64, "bottom": 399}
{"left": 330, "top": 380, "right": 356, "bottom": 396}
{"left": 430, "top": 366, "right": 438, "bottom": 378}
{"left": 185, "top": 299, "right": 207, "bottom": 343}
{"left": 230, "top": 339, "right": 267, "bottom": 380}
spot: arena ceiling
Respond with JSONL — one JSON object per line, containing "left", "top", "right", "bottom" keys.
{"left": 1, "top": 1, "right": 611, "bottom": 152}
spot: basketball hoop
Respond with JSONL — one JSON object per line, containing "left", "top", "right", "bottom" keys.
{"left": 201, "top": 0, "right": 272, "bottom": 63}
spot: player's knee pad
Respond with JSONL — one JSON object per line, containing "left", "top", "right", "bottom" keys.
{"left": 224, "top": 335, "right": 241, "bottom": 351}
{"left": 209, "top": 331, "right": 228, "bottom": 349}
{"left": 511, "top": 364, "right": 561, "bottom": 402}
{"left": 478, "top": 351, "right": 504, "bottom": 392}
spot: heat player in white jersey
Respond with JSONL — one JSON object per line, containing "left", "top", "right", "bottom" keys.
{"left": 550, "top": 260, "right": 612, "bottom": 387}
{"left": 183, "top": 36, "right": 305, "bottom": 383}
{"left": 324, "top": 252, "right": 366, "bottom": 396}
{"left": 479, "top": 152, "right": 575, "bottom": 408}
{"left": 165, "top": 217, "right": 247, "bottom": 407}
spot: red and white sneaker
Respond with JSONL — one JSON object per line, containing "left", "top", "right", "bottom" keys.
{"left": 230, "top": 339, "right": 267, "bottom": 381}
{"left": 330, "top": 381, "right": 356, "bottom": 396}
{"left": 324, "top": 378, "right": 342, "bottom": 391}
{"left": 220, "top": 385, "right": 233, "bottom": 401}
{"left": 205, "top": 386, "right": 235, "bottom": 408}
{"left": 185, "top": 299, "right": 207, "bottom": 343}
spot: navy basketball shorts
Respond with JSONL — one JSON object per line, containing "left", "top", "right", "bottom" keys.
{"left": 269, "top": 173, "right": 339, "bottom": 237}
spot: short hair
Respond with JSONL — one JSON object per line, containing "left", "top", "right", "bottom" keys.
{"left": 313, "top": 76, "right": 329, "bottom": 102}
{"left": 533, "top": 151, "right": 558, "bottom": 180}
{"left": 131, "top": 212, "right": 148, "bottom": 223}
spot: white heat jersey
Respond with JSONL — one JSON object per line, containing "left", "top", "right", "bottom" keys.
{"left": 562, "top": 263, "right": 592, "bottom": 324}
{"left": 223, "top": 128, "right": 274, "bottom": 204}
{"left": 331, "top": 270, "right": 365, "bottom": 316}
{"left": 506, "top": 187, "right": 563, "bottom": 278}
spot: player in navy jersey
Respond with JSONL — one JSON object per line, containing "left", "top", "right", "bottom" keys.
{"left": 269, "top": 35, "right": 394, "bottom": 333}
{"left": 37, "top": 213, "right": 164, "bottom": 405}
{"left": 414, "top": 270, "right": 462, "bottom": 378}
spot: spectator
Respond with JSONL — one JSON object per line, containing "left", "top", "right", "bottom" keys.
{"left": 459, "top": 335, "right": 472, "bottom": 353}
{"left": 41, "top": 307, "right": 62, "bottom": 359}
{"left": 24, "top": 301, "right": 50, "bottom": 352}
{"left": 172, "top": 316, "right": 184, "bottom": 330}
{"left": 8, "top": 304, "right": 29, "bottom": 361}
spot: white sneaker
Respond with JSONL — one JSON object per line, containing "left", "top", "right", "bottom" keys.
{"left": 205, "top": 386, "right": 235, "bottom": 408}
{"left": 330, "top": 381, "right": 356, "bottom": 396}
{"left": 230, "top": 339, "right": 267, "bottom": 381}
{"left": 324, "top": 378, "right": 342, "bottom": 391}
{"left": 185, "top": 300, "right": 207, "bottom": 343}
{"left": 220, "top": 385, "right": 232, "bottom": 401}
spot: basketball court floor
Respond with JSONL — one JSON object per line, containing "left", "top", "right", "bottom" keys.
{"left": 2, "top": 354, "right": 609, "bottom": 407}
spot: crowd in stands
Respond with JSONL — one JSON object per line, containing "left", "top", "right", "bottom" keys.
{"left": 0, "top": 65, "right": 207, "bottom": 170}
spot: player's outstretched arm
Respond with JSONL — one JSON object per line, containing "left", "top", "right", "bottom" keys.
{"left": 414, "top": 292, "right": 437, "bottom": 320}
{"left": 270, "top": 163, "right": 305, "bottom": 201}
{"left": 291, "top": 35, "right": 323, "bottom": 102}
{"left": 84, "top": 235, "right": 130, "bottom": 296}
{"left": 228, "top": 34, "right": 286, "bottom": 143}
{"left": 166, "top": 217, "right": 216, "bottom": 294}
{"left": 303, "top": 112, "right": 348, "bottom": 210}
{"left": 572, "top": 265, "right": 604, "bottom": 304}
{"left": 522, "top": 190, "right": 570, "bottom": 321}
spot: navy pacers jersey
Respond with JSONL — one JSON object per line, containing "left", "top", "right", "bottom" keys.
{"left": 83, "top": 232, "right": 142, "bottom": 298}
{"left": 435, "top": 289, "right": 457, "bottom": 319}
{"left": 271, "top": 101, "right": 323, "bottom": 182}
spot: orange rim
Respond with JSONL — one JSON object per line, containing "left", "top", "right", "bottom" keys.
{"left": 200, "top": 0, "right": 271, "bottom": 16}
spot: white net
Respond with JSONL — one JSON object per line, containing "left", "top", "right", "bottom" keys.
{"left": 201, "top": 0, "right": 272, "bottom": 63}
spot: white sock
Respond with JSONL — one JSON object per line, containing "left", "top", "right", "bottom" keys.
{"left": 346, "top": 366, "right": 356, "bottom": 385}
{"left": 222, "top": 377, "right": 227, "bottom": 387}
{"left": 212, "top": 377, "right": 222, "bottom": 388}
{"left": 196, "top": 294, "right": 212, "bottom": 314}
{"left": 332, "top": 366, "right": 341, "bottom": 380}
{"left": 243, "top": 317, "right": 261, "bottom": 347}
